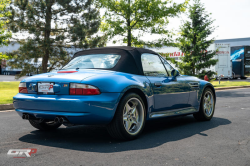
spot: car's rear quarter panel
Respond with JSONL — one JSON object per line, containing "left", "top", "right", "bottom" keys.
{"left": 13, "top": 71, "right": 153, "bottom": 125}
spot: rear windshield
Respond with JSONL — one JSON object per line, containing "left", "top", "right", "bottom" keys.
{"left": 62, "top": 54, "right": 121, "bottom": 69}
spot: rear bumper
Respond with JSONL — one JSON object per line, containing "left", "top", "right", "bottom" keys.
{"left": 13, "top": 93, "right": 121, "bottom": 125}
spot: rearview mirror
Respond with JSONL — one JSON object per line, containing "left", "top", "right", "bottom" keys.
{"left": 171, "top": 69, "right": 179, "bottom": 77}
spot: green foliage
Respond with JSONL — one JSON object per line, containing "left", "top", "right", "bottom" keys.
{"left": 174, "top": 0, "right": 218, "bottom": 79}
{"left": 98, "top": 0, "right": 189, "bottom": 47}
{"left": 0, "top": 0, "right": 12, "bottom": 61}
{"left": 7, "top": 0, "right": 107, "bottom": 78}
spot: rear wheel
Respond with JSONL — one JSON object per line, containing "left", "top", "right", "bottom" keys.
{"left": 29, "top": 120, "right": 62, "bottom": 130}
{"left": 193, "top": 88, "right": 215, "bottom": 121}
{"left": 107, "top": 93, "right": 146, "bottom": 140}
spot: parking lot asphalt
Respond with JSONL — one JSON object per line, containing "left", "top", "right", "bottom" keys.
{"left": 0, "top": 88, "right": 250, "bottom": 166}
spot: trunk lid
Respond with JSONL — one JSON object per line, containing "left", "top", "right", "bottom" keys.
{"left": 23, "top": 69, "right": 104, "bottom": 95}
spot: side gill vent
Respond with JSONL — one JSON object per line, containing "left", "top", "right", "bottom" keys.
{"left": 189, "top": 82, "right": 199, "bottom": 88}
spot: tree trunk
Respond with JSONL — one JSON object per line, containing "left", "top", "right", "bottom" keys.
{"left": 192, "top": 31, "right": 197, "bottom": 75}
{"left": 127, "top": 0, "right": 131, "bottom": 47}
{"left": 127, "top": 26, "right": 131, "bottom": 47}
{"left": 42, "top": 0, "right": 52, "bottom": 73}
{"left": 192, "top": 64, "right": 195, "bottom": 75}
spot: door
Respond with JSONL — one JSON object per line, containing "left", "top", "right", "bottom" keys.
{"left": 141, "top": 53, "right": 190, "bottom": 112}
{"left": 244, "top": 46, "right": 250, "bottom": 77}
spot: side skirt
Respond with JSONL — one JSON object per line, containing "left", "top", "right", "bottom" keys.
{"left": 149, "top": 107, "right": 198, "bottom": 118}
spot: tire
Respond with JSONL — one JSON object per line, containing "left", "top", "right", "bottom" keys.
{"left": 107, "top": 93, "right": 146, "bottom": 140}
{"left": 29, "top": 120, "right": 62, "bottom": 130}
{"left": 241, "top": 77, "right": 247, "bottom": 79}
{"left": 193, "top": 88, "right": 215, "bottom": 121}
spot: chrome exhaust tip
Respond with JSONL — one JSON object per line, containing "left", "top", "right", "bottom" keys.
{"left": 54, "top": 117, "right": 60, "bottom": 123}
{"left": 59, "top": 117, "right": 68, "bottom": 124}
{"left": 22, "top": 114, "right": 26, "bottom": 119}
{"left": 22, "top": 114, "right": 29, "bottom": 120}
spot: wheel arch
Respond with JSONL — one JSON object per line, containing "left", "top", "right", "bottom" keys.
{"left": 115, "top": 87, "right": 150, "bottom": 120}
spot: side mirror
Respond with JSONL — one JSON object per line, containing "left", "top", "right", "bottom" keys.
{"left": 171, "top": 69, "right": 179, "bottom": 77}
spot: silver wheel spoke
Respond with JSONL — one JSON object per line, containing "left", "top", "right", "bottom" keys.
{"left": 127, "top": 120, "right": 133, "bottom": 130}
{"left": 131, "top": 107, "right": 137, "bottom": 114}
{"left": 203, "top": 91, "right": 214, "bottom": 117}
{"left": 132, "top": 118, "right": 137, "bottom": 125}
{"left": 125, "top": 103, "right": 132, "bottom": 113}
{"left": 205, "top": 109, "right": 208, "bottom": 115}
{"left": 123, "top": 98, "right": 144, "bottom": 135}
{"left": 123, "top": 115, "right": 128, "bottom": 121}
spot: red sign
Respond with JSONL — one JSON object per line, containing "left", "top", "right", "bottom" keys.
{"left": 169, "top": 52, "right": 185, "bottom": 57}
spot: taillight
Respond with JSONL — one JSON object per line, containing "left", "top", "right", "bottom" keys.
{"left": 69, "top": 83, "right": 100, "bottom": 95}
{"left": 19, "top": 82, "right": 28, "bottom": 93}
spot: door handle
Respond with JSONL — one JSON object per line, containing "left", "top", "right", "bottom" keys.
{"left": 154, "top": 82, "right": 162, "bottom": 87}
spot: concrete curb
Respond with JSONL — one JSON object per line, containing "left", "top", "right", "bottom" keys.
{"left": 215, "top": 86, "right": 250, "bottom": 91}
{"left": 0, "top": 104, "right": 14, "bottom": 111}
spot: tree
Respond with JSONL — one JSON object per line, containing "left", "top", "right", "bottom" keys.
{"left": 174, "top": 0, "right": 218, "bottom": 79}
{"left": 98, "top": 0, "right": 188, "bottom": 47}
{"left": 0, "top": 0, "right": 12, "bottom": 61}
{"left": 7, "top": 0, "right": 107, "bottom": 77}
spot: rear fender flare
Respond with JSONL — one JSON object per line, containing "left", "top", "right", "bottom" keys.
{"left": 114, "top": 84, "right": 153, "bottom": 120}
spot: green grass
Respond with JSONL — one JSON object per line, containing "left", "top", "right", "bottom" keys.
{"left": 211, "top": 81, "right": 250, "bottom": 88}
{"left": 0, "top": 81, "right": 19, "bottom": 104}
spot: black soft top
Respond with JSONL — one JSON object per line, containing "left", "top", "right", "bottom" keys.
{"left": 73, "top": 46, "right": 159, "bottom": 75}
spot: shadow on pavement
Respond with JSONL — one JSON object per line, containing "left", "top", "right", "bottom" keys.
{"left": 19, "top": 116, "right": 231, "bottom": 153}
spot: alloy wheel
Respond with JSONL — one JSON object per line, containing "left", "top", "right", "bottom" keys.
{"left": 203, "top": 91, "right": 214, "bottom": 117}
{"left": 123, "top": 98, "right": 144, "bottom": 135}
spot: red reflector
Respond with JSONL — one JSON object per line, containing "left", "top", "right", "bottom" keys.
{"left": 76, "top": 88, "right": 83, "bottom": 95}
{"left": 70, "top": 88, "right": 76, "bottom": 95}
{"left": 85, "top": 89, "right": 100, "bottom": 95}
{"left": 19, "top": 87, "right": 28, "bottom": 93}
{"left": 70, "top": 88, "right": 100, "bottom": 95}
{"left": 57, "top": 71, "right": 78, "bottom": 73}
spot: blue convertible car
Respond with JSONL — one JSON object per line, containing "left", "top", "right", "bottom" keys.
{"left": 14, "top": 46, "right": 216, "bottom": 140}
